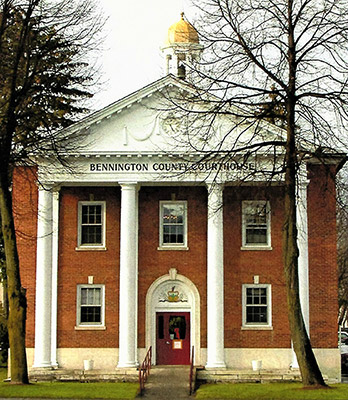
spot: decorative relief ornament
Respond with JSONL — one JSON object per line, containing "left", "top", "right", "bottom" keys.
{"left": 158, "top": 285, "right": 188, "bottom": 303}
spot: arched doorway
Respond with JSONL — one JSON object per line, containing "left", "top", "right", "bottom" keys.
{"left": 145, "top": 268, "right": 201, "bottom": 365}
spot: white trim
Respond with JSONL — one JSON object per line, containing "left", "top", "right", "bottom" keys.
{"left": 76, "top": 284, "right": 105, "bottom": 328}
{"left": 159, "top": 200, "right": 188, "bottom": 249}
{"left": 145, "top": 271, "right": 201, "bottom": 366}
{"left": 241, "top": 200, "right": 271, "bottom": 249}
{"left": 242, "top": 284, "right": 272, "bottom": 328}
{"left": 77, "top": 201, "right": 106, "bottom": 249}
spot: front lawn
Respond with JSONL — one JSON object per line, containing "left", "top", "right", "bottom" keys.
{"left": 195, "top": 382, "right": 348, "bottom": 399}
{"left": 0, "top": 368, "right": 138, "bottom": 399}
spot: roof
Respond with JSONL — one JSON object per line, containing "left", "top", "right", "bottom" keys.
{"left": 165, "top": 12, "right": 199, "bottom": 45}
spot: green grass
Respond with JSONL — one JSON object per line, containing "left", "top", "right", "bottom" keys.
{"left": 195, "top": 382, "right": 348, "bottom": 399}
{"left": 0, "top": 367, "right": 138, "bottom": 399}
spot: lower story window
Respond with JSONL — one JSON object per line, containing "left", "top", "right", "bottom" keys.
{"left": 77, "top": 285, "right": 105, "bottom": 327}
{"left": 242, "top": 284, "right": 272, "bottom": 328}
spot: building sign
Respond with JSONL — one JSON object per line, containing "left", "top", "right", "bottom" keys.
{"left": 89, "top": 160, "right": 256, "bottom": 173}
{"left": 172, "top": 340, "right": 183, "bottom": 350}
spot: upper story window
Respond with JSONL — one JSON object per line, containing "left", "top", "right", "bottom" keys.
{"left": 242, "top": 284, "right": 272, "bottom": 329}
{"left": 159, "top": 201, "right": 188, "bottom": 250}
{"left": 242, "top": 201, "right": 271, "bottom": 250}
{"left": 76, "top": 284, "right": 105, "bottom": 328}
{"left": 77, "top": 201, "right": 106, "bottom": 249}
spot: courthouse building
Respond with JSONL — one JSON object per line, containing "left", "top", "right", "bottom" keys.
{"left": 13, "top": 14, "right": 344, "bottom": 380}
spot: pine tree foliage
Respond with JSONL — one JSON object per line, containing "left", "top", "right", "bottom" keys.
{"left": 0, "top": 0, "right": 104, "bottom": 383}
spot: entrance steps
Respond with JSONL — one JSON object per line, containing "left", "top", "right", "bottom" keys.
{"left": 29, "top": 367, "right": 139, "bottom": 382}
{"left": 197, "top": 367, "right": 303, "bottom": 383}
{"left": 142, "top": 366, "right": 191, "bottom": 399}
{"left": 29, "top": 365, "right": 323, "bottom": 385}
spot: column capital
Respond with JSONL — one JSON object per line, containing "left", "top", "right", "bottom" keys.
{"left": 205, "top": 181, "right": 224, "bottom": 191}
{"left": 118, "top": 181, "right": 139, "bottom": 187}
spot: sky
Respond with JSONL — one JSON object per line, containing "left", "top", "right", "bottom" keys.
{"left": 93, "top": 0, "right": 198, "bottom": 110}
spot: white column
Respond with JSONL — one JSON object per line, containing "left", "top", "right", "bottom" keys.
{"left": 51, "top": 188, "right": 60, "bottom": 368}
{"left": 33, "top": 185, "right": 53, "bottom": 368}
{"left": 297, "top": 171, "right": 310, "bottom": 332}
{"left": 117, "top": 183, "right": 139, "bottom": 368}
{"left": 206, "top": 183, "right": 226, "bottom": 369}
{"left": 292, "top": 167, "right": 310, "bottom": 368}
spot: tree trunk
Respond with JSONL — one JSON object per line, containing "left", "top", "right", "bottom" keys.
{"left": 283, "top": 98, "right": 326, "bottom": 387}
{"left": 0, "top": 171, "right": 29, "bottom": 384}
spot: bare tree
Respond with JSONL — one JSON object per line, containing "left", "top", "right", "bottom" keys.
{"left": 162, "top": 0, "right": 348, "bottom": 386}
{"left": 0, "top": 0, "right": 104, "bottom": 383}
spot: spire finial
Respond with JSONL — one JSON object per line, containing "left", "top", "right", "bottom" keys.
{"left": 181, "top": 12, "right": 185, "bottom": 20}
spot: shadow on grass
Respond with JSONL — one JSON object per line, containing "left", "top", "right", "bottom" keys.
{"left": 195, "top": 382, "right": 348, "bottom": 400}
{"left": 0, "top": 367, "right": 139, "bottom": 399}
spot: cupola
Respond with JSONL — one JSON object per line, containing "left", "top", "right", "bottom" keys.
{"left": 161, "top": 12, "right": 203, "bottom": 79}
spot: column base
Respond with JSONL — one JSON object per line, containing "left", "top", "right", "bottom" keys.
{"left": 31, "top": 365, "right": 54, "bottom": 371}
{"left": 117, "top": 362, "right": 138, "bottom": 369}
{"left": 205, "top": 362, "right": 227, "bottom": 369}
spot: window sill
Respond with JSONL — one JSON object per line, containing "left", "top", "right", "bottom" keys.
{"left": 157, "top": 246, "right": 189, "bottom": 251}
{"left": 75, "top": 326, "right": 106, "bottom": 331}
{"left": 75, "top": 246, "right": 107, "bottom": 251}
{"left": 241, "top": 326, "right": 273, "bottom": 330}
{"left": 240, "top": 246, "right": 272, "bottom": 251}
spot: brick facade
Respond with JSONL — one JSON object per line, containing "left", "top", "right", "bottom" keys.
{"left": 13, "top": 164, "right": 338, "bottom": 354}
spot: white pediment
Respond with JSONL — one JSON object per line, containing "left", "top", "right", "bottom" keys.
{"left": 59, "top": 74, "right": 285, "bottom": 157}
{"left": 37, "top": 75, "right": 291, "bottom": 185}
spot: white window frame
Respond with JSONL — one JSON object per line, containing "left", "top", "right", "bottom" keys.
{"left": 242, "top": 284, "right": 272, "bottom": 329}
{"left": 77, "top": 201, "right": 106, "bottom": 250}
{"left": 76, "top": 284, "right": 105, "bottom": 329}
{"left": 158, "top": 201, "right": 188, "bottom": 250}
{"left": 241, "top": 200, "right": 271, "bottom": 250}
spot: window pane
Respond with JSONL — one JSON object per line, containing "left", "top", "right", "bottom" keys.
{"left": 161, "top": 202, "right": 185, "bottom": 245}
{"left": 82, "top": 226, "right": 102, "bottom": 245}
{"left": 81, "top": 306, "right": 101, "bottom": 323}
{"left": 169, "top": 316, "right": 186, "bottom": 339}
{"left": 245, "top": 287, "right": 268, "bottom": 324}
{"left": 81, "top": 288, "right": 101, "bottom": 306}
{"left": 246, "top": 228, "right": 267, "bottom": 244}
{"left": 246, "top": 306, "right": 268, "bottom": 323}
{"left": 244, "top": 201, "right": 269, "bottom": 246}
{"left": 81, "top": 289, "right": 87, "bottom": 305}
{"left": 82, "top": 205, "right": 102, "bottom": 224}
{"left": 158, "top": 316, "right": 164, "bottom": 339}
{"left": 80, "top": 204, "right": 103, "bottom": 246}
{"left": 79, "top": 287, "right": 103, "bottom": 325}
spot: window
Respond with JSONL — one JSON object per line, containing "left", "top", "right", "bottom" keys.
{"left": 76, "top": 285, "right": 105, "bottom": 327}
{"left": 77, "top": 201, "right": 106, "bottom": 249}
{"left": 242, "top": 284, "right": 272, "bottom": 328}
{"left": 159, "top": 201, "right": 188, "bottom": 249}
{"left": 242, "top": 201, "right": 271, "bottom": 249}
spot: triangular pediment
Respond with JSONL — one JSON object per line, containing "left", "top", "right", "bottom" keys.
{"left": 59, "top": 74, "right": 286, "bottom": 158}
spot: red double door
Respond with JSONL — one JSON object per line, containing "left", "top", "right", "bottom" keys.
{"left": 156, "top": 312, "right": 191, "bottom": 365}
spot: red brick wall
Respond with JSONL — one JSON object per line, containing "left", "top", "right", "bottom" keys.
{"left": 57, "top": 186, "right": 120, "bottom": 348}
{"left": 224, "top": 186, "right": 290, "bottom": 348}
{"left": 308, "top": 165, "right": 338, "bottom": 348}
{"left": 13, "top": 169, "right": 339, "bottom": 351}
{"left": 137, "top": 186, "right": 208, "bottom": 348}
{"left": 12, "top": 167, "right": 38, "bottom": 347}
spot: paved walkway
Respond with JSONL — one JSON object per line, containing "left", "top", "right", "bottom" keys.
{"left": 142, "top": 366, "right": 192, "bottom": 399}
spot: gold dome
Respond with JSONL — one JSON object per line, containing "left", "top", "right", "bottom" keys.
{"left": 166, "top": 12, "right": 199, "bottom": 45}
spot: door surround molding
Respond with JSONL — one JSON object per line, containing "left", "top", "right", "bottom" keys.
{"left": 145, "top": 268, "right": 201, "bottom": 365}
